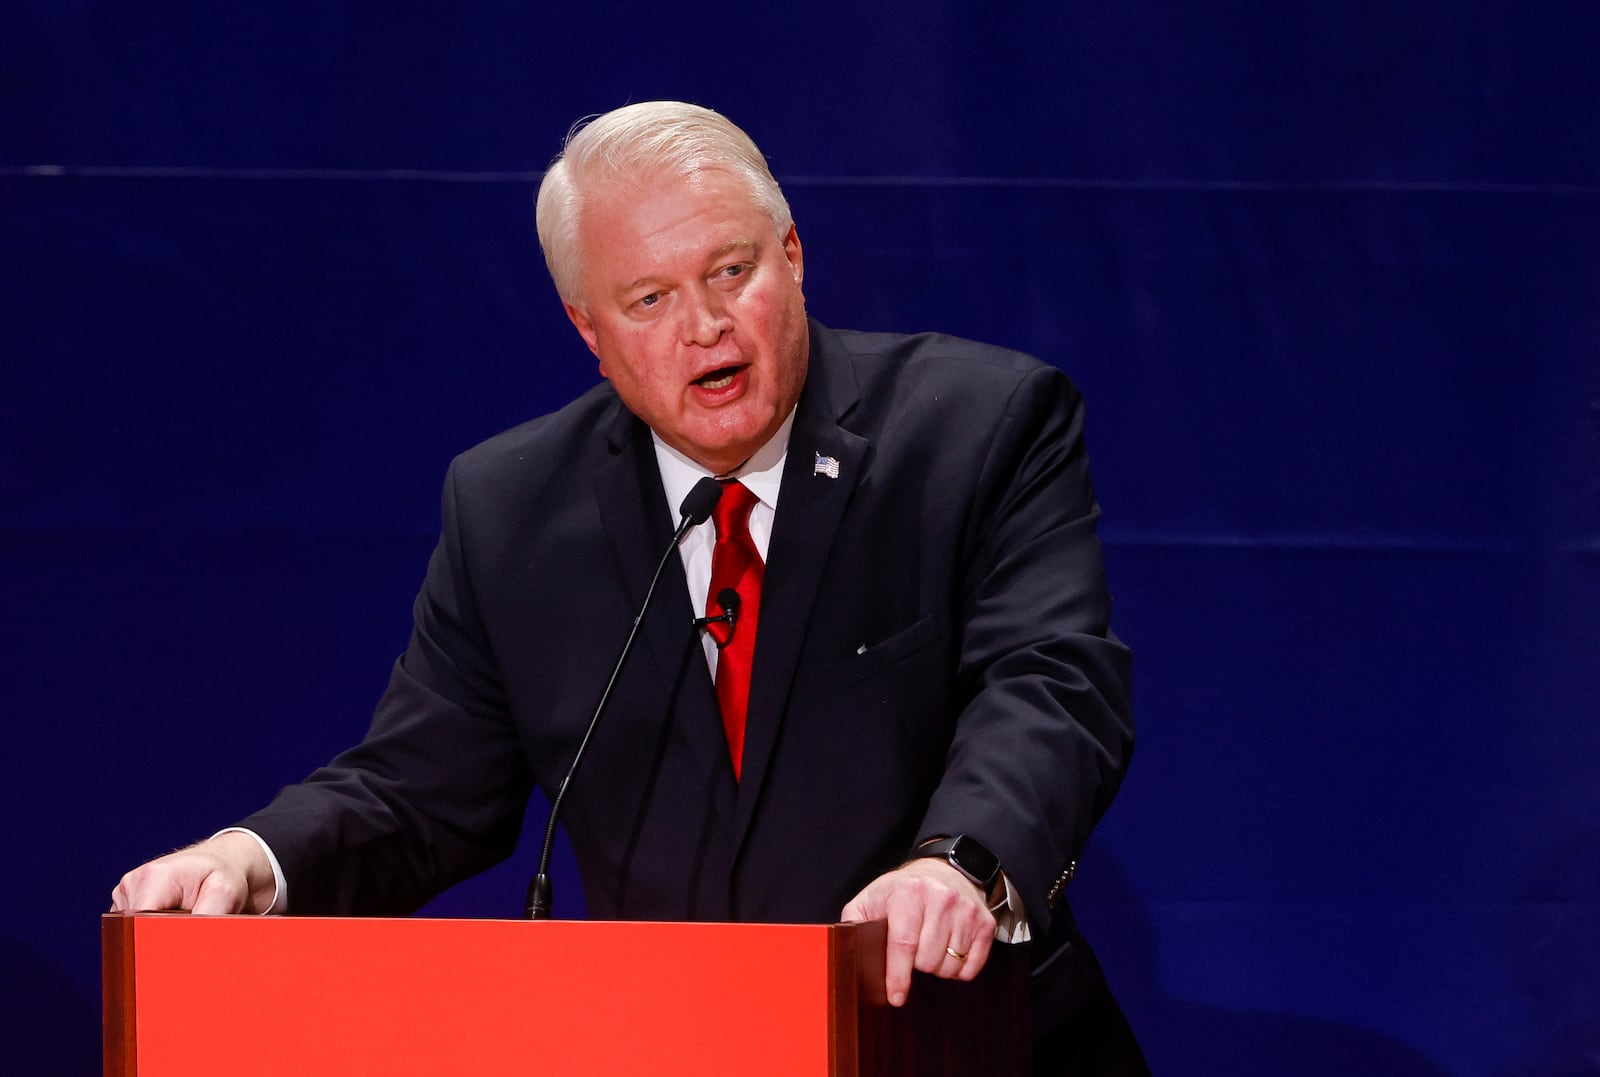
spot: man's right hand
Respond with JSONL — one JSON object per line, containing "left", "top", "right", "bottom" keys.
{"left": 110, "top": 831, "right": 276, "bottom": 915}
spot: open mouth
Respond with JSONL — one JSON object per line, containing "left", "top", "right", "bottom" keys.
{"left": 694, "top": 366, "right": 743, "bottom": 391}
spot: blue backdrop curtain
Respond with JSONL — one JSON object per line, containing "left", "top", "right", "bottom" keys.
{"left": 3, "top": 4, "right": 1596, "bottom": 1073}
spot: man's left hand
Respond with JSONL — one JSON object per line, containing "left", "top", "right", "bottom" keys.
{"left": 840, "top": 857, "right": 997, "bottom": 1007}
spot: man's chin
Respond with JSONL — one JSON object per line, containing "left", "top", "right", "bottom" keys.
{"left": 678, "top": 436, "right": 762, "bottom": 476}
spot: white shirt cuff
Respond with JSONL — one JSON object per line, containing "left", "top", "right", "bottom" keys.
{"left": 993, "top": 872, "right": 1031, "bottom": 943}
{"left": 212, "top": 827, "right": 287, "bottom": 914}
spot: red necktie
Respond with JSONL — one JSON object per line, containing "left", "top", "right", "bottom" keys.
{"left": 705, "top": 480, "right": 763, "bottom": 778}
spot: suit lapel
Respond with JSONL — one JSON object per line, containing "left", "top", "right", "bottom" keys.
{"left": 735, "top": 325, "right": 868, "bottom": 845}
{"left": 592, "top": 402, "right": 736, "bottom": 830}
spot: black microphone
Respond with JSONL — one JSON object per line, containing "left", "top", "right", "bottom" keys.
{"left": 525, "top": 476, "right": 723, "bottom": 919}
{"left": 691, "top": 587, "right": 741, "bottom": 641}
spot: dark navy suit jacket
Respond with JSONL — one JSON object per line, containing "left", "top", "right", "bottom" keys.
{"left": 240, "top": 318, "right": 1134, "bottom": 1038}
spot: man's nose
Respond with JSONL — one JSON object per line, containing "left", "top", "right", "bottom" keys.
{"left": 680, "top": 288, "right": 731, "bottom": 347}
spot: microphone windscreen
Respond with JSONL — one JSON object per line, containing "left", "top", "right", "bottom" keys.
{"left": 716, "top": 588, "right": 741, "bottom": 616}
{"left": 681, "top": 476, "right": 723, "bottom": 525}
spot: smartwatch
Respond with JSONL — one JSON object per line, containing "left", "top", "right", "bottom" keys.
{"left": 913, "top": 835, "right": 1003, "bottom": 905}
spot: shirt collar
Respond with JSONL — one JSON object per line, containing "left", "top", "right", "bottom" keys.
{"left": 652, "top": 407, "right": 795, "bottom": 518}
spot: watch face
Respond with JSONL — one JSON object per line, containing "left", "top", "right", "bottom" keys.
{"left": 951, "top": 836, "right": 1000, "bottom": 886}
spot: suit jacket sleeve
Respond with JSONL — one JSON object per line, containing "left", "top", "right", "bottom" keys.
{"left": 911, "top": 360, "right": 1133, "bottom": 936}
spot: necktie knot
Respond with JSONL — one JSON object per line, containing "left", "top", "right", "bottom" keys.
{"left": 712, "top": 479, "right": 760, "bottom": 543}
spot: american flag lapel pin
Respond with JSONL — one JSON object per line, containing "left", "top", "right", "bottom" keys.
{"left": 813, "top": 452, "right": 841, "bottom": 479}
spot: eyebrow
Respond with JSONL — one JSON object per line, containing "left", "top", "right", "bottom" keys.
{"left": 706, "top": 239, "right": 757, "bottom": 262}
{"left": 618, "top": 240, "right": 760, "bottom": 294}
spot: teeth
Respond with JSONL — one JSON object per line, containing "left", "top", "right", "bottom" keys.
{"left": 700, "top": 372, "right": 736, "bottom": 390}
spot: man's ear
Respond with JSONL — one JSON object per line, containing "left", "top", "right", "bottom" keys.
{"left": 782, "top": 223, "right": 804, "bottom": 288}
{"left": 563, "top": 301, "right": 604, "bottom": 370}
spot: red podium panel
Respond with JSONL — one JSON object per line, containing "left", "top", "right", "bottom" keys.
{"left": 103, "top": 914, "right": 1028, "bottom": 1076}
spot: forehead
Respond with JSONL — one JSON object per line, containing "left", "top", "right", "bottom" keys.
{"left": 579, "top": 168, "right": 770, "bottom": 262}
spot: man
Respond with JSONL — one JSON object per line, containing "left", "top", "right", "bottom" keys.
{"left": 113, "top": 101, "right": 1142, "bottom": 1072}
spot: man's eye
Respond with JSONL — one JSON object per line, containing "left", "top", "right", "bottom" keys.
{"left": 638, "top": 292, "right": 661, "bottom": 308}
{"left": 719, "top": 263, "right": 747, "bottom": 279}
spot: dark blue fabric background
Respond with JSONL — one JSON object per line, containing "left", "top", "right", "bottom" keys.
{"left": 4, "top": 4, "right": 1596, "bottom": 1073}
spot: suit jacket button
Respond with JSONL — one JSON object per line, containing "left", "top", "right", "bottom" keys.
{"left": 1046, "top": 860, "right": 1078, "bottom": 910}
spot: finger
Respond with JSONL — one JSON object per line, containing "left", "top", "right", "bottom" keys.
{"left": 925, "top": 887, "right": 998, "bottom": 980}
{"left": 936, "top": 938, "right": 969, "bottom": 978}
{"left": 191, "top": 869, "right": 248, "bottom": 916}
{"left": 934, "top": 922, "right": 978, "bottom": 979}
{"left": 882, "top": 884, "right": 926, "bottom": 1007}
{"left": 916, "top": 891, "right": 957, "bottom": 975}
{"left": 954, "top": 915, "right": 997, "bottom": 982}
{"left": 115, "top": 866, "right": 181, "bottom": 912}
{"left": 912, "top": 872, "right": 988, "bottom": 981}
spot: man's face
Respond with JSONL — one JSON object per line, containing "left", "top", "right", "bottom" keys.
{"left": 563, "top": 168, "right": 809, "bottom": 475}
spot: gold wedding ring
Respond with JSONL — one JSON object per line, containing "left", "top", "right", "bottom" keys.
{"left": 945, "top": 946, "right": 968, "bottom": 961}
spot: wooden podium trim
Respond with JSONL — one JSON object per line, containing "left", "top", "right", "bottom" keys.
{"left": 825, "top": 918, "right": 878, "bottom": 1076}
{"left": 101, "top": 913, "right": 136, "bottom": 1077}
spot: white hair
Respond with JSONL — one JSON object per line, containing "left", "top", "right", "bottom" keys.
{"left": 535, "top": 101, "right": 793, "bottom": 304}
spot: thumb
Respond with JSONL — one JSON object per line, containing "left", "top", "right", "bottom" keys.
{"left": 839, "top": 881, "right": 882, "bottom": 923}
